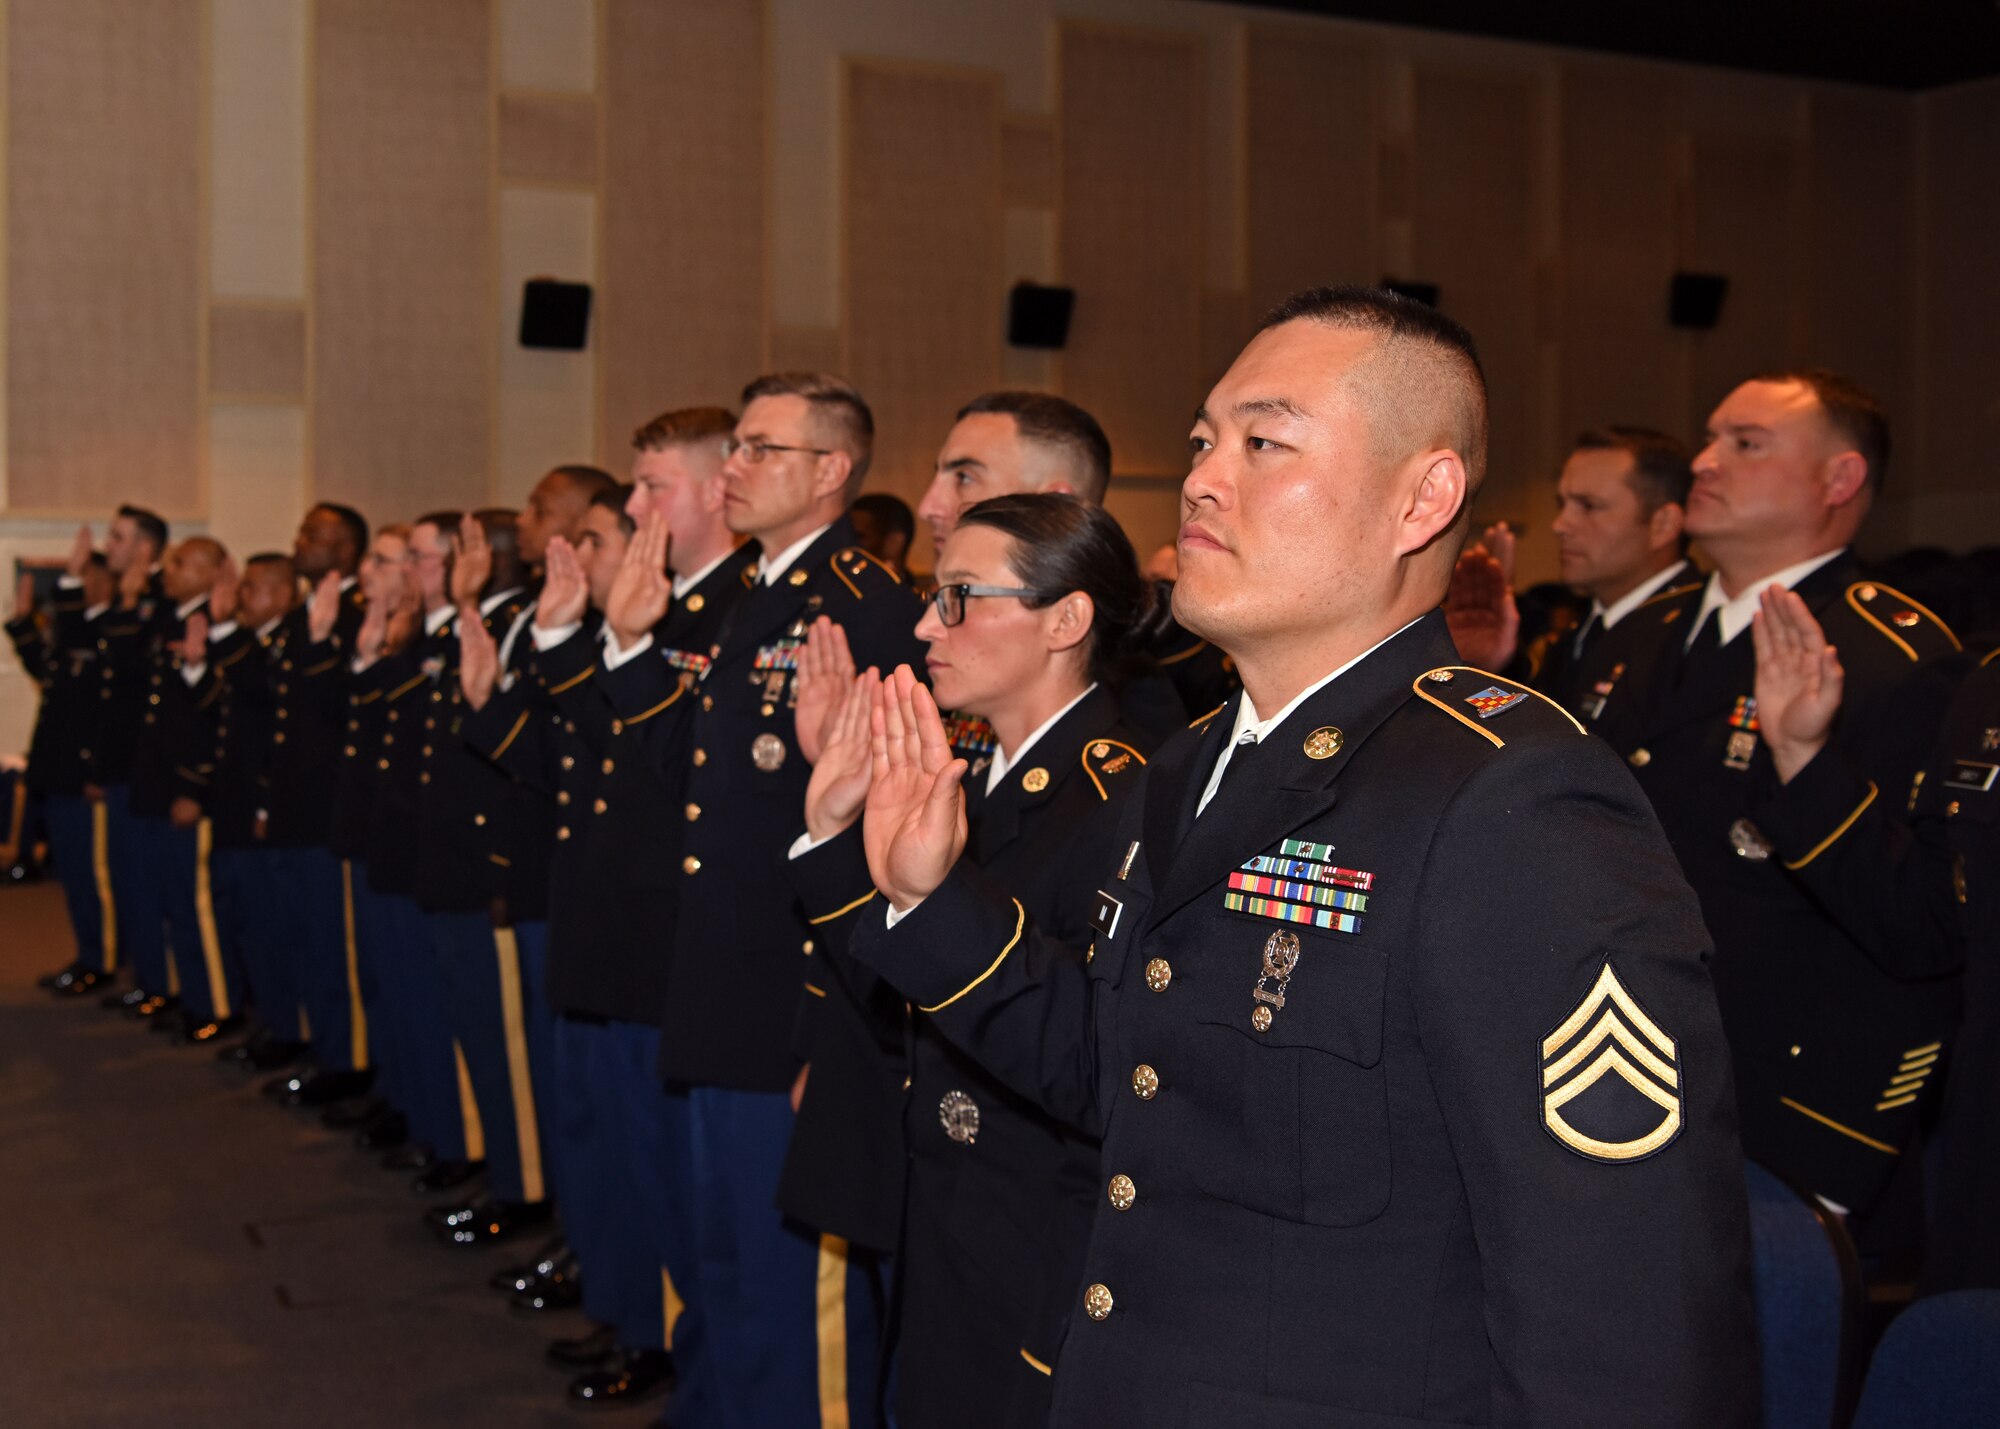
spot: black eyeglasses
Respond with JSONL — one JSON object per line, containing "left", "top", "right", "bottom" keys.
{"left": 723, "top": 437, "right": 832, "bottom": 465}
{"left": 929, "top": 583, "right": 1052, "bottom": 627}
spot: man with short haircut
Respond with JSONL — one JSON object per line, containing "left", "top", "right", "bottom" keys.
{"left": 915, "top": 390, "right": 1112, "bottom": 547}
{"left": 1449, "top": 426, "right": 1697, "bottom": 721}
{"left": 1592, "top": 369, "right": 1962, "bottom": 1221}
{"left": 849, "top": 286, "right": 1756, "bottom": 1423}
{"left": 594, "top": 373, "right": 926, "bottom": 1428}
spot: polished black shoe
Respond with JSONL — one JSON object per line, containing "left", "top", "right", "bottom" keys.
{"left": 568, "top": 1348, "right": 674, "bottom": 1409}
{"left": 129, "top": 993, "right": 180, "bottom": 1020}
{"left": 37, "top": 962, "right": 78, "bottom": 989}
{"left": 509, "top": 1253, "right": 582, "bottom": 1313}
{"left": 490, "top": 1234, "right": 568, "bottom": 1293}
{"left": 283, "top": 1067, "right": 374, "bottom": 1107}
{"left": 545, "top": 1324, "right": 618, "bottom": 1370}
{"left": 412, "top": 1158, "right": 484, "bottom": 1194}
{"left": 320, "top": 1095, "right": 389, "bottom": 1130}
{"left": 432, "top": 1196, "right": 552, "bottom": 1248}
{"left": 382, "top": 1142, "right": 436, "bottom": 1172}
{"left": 263, "top": 1069, "right": 314, "bottom": 1100}
{"left": 150, "top": 1007, "right": 193, "bottom": 1034}
{"left": 355, "top": 1111, "right": 408, "bottom": 1151}
{"left": 244, "top": 1037, "right": 308, "bottom": 1071}
{"left": 53, "top": 968, "right": 110, "bottom": 997}
{"left": 105, "top": 985, "right": 152, "bottom": 1010}
{"left": 178, "top": 1014, "right": 244, "bottom": 1046}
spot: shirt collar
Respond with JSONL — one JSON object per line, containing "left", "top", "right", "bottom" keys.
{"left": 84, "top": 601, "right": 111, "bottom": 621}
{"left": 987, "top": 683, "right": 1098, "bottom": 795}
{"left": 479, "top": 586, "right": 525, "bottom": 617}
{"left": 1687, "top": 548, "right": 1845, "bottom": 650}
{"left": 673, "top": 549, "right": 735, "bottom": 599}
{"left": 423, "top": 604, "right": 455, "bottom": 636}
{"left": 255, "top": 617, "right": 282, "bottom": 639}
{"left": 339, "top": 574, "right": 358, "bottom": 592}
{"left": 1595, "top": 558, "right": 1689, "bottom": 632}
{"left": 175, "top": 595, "right": 207, "bottom": 621}
{"left": 756, "top": 524, "right": 833, "bottom": 586}
{"left": 1227, "top": 616, "right": 1424, "bottom": 747}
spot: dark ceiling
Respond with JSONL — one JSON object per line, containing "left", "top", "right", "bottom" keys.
{"left": 1221, "top": 0, "right": 2000, "bottom": 90}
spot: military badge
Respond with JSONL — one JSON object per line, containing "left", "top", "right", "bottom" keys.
{"left": 1223, "top": 838, "right": 1370, "bottom": 934}
{"left": 1302, "top": 726, "right": 1343, "bottom": 759}
{"left": 938, "top": 1090, "right": 980, "bottom": 1144}
{"left": 751, "top": 732, "right": 787, "bottom": 771}
{"left": 1540, "top": 963, "right": 1682, "bottom": 1163}
{"left": 1981, "top": 727, "right": 1999, "bottom": 753}
{"left": 941, "top": 711, "right": 999, "bottom": 757}
{"left": 1580, "top": 662, "right": 1625, "bottom": 722}
{"left": 1944, "top": 760, "right": 1997, "bottom": 793}
{"left": 1728, "top": 695, "right": 1759, "bottom": 731}
{"left": 1250, "top": 929, "right": 1300, "bottom": 1032}
{"left": 1464, "top": 685, "right": 1528, "bottom": 719}
{"left": 1117, "top": 841, "right": 1140, "bottom": 881}
{"left": 662, "top": 647, "right": 712, "bottom": 680}
{"left": 1724, "top": 730, "right": 1758, "bottom": 772}
{"left": 1727, "top": 818, "right": 1773, "bottom": 861}
{"left": 1022, "top": 767, "right": 1049, "bottom": 793}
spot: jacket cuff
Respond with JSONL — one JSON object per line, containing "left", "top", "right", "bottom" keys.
{"left": 1755, "top": 746, "right": 1880, "bottom": 871}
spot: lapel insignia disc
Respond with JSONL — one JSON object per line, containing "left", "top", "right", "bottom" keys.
{"left": 1303, "top": 726, "right": 1344, "bottom": 759}
{"left": 1022, "top": 767, "right": 1049, "bottom": 793}
{"left": 939, "top": 1090, "right": 981, "bottom": 1144}
{"left": 685, "top": 593, "right": 705, "bottom": 613}
{"left": 1251, "top": 929, "right": 1301, "bottom": 1032}
{"left": 1541, "top": 963, "right": 1682, "bottom": 1162}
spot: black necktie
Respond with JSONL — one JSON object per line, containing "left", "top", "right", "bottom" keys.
{"left": 1200, "top": 732, "right": 1260, "bottom": 817}
{"left": 1677, "top": 609, "right": 1721, "bottom": 686}
{"left": 1571, "top": 610, "right": 1602, "bottom": 661}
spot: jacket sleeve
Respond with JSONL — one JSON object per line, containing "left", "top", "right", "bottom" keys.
{"left": 1407, "top": 732, "right": 1758, "bottom": 1424}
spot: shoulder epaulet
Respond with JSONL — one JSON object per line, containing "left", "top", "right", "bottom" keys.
{"left": 1189, "top": 701, "right": 1227, "bottom": 731}
{"left": 1156, "top": 636, "right": 1211, "bottom": 667}
{"left": 1980, "top": 646, "right": 2000, "bottom": 669}
{"left": 1844, "top": 581, "right": 1961, "bottom": 661}
{"left": 829, "top": 547, "right": 905, "bottom": 599}
{"left": 1640, "top": 580, "right": 1704, "bottom": 609}
{"left": 1081, "top": 737, "right": 1147, "bottom": 800}
{"left": 1411, "top": 665, "right": 1586, "bottom": 749}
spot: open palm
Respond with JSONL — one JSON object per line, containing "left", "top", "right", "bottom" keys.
{"left": 862, "top": 665, "right": 968, "bottom": 911}
{"left": 804, "top": 667, "right": 880, "bottom": 841}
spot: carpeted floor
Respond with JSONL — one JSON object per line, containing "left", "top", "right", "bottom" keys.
{"left": 0, "top": 880, "right": 625, "bottom": 1427}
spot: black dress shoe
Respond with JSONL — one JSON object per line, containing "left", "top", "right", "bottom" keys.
{"left": 509, "top": 1253, "right": 583, "bottom": 1313}
{"left": 546, "top": 1324, "right": 619, "bottom": 1369}
{"left": 382, "top": 1142, "right": 436, "bottom": 1172}
{"left": 263, "top": 1069, "right": 313, "bottom": 1100}
{"left": 105, "top": 985, "right": 152, "bottom": 1010}
{"left": 355, "top": 1111, "right": 408, "bottom": 1150}
{"left": 53, "top": 968, "right": 110, "bottom": 997}
{"left": 129, "top": 994, "right": 180, "bottom": 1020}
{"left": 178, "top": 1014, "right": 244, "bottom": 1046}
{"left": 244, "top": 1037, "right": 308, "bottom": 1071}
{"left": 569, "top": 1348, "right": 675, "bottom": 1409}
{"left": 412, "top": 1158, "right": 484, "bottom": 1194}
{"left": 490, "top": 1234, "right": 568, "bottom": 1293}
{"left": 37, "top": 962, "right": 78, "bottom": 989}
{"left": 283, "top": 1067, "right": 374, "bottom": 1107}
{"left": 431, "top": 1195, "right": 552, "bottom": 1247}
{"left": 150, "top": 1007, "right": 193, "bottom": 1033}
{"left": 320, "top": 1095, "right": 389, "bottom": 1130}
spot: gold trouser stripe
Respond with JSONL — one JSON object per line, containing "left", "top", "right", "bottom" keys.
{"left": 342, "top": 861, "right": 369, "bottom": 1069}
{"left": 492, "top": 928, "right": 545, "bottom": 1202}
{"left": 661, "top": 1267, "right": 684, "bottom": 1352}
{"left": 454, "top": 1040, "right": 487, "bottom": 1161}
{"left": 91, "top": 801, "right": 118, "bottom": 969}
{"left": 165, "top": 936, "right": 182, "bottom": 995}
{"left": 816, "top": 1234, "right": 851, "bottom": 1429}
{"left": 192, "top": 820, "right": 230, "bottom": 1018}
{"left": 299, "top": 1005, "right": 312, "bottom": 1042}
{"left": 1779, "top": 1095, "right": 1901, "bottom": 1155}
{"left": 0, "top": 778, "right": 25, "bottom": 863}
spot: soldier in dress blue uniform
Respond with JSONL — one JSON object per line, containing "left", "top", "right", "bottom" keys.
{"left": 260, "top": 503, "right": 373, "bottom": 1107}
{"left": 11, "top": 543, "right": 117, "bottom": 995}
{"left": 1589, "top": 370, "right": 1963, "bottom": 1227}
{"left": 845, "top": 287, "right": 1757, "bottom": 1426}
{"left": 1749, "top": 590, "right": 1999, "bottom": 1291}
{"left": 785, "top": 494, "right": 1157, "bottom": 1428}
{"left": 1447, "top": 426, "right": 1699, "bottom": 724}
{"left": 588, "top": 372, "right": 928, "bottom": 1429}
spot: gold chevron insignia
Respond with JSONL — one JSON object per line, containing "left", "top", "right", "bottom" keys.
{"left": 1540, "top": 963, "right": 1683, "bottom": 1163}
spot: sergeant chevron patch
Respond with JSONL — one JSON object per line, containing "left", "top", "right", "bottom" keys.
{"left": 1540, "top": 963, "right": 1682, "bottom": 1163}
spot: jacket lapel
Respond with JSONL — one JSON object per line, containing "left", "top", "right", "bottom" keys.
{"left": 973, "top": 687, "right": 1120, "bottom": 863}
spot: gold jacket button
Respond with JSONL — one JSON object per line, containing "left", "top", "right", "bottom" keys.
{"left": 602, "top": 757, "right": 615, "bottom": 774}
{"left": 557, "top": 826, "right": 570, "bottom": 840}
{"left": 558, "top": 790, "right": 571, "bottom": 805}
{"left": 702, "top": 695, "right": 714, "bottom": 711}
{"left": 148, "top": 694, "right": 160, "bottom": 705}
{"left": 473, "top": 814, "right": 486, "bottom": 826}
{"left": 802, "top": 940, "right": 814, "bottom": 954}
{"left": 593, "top": 798, "right": 608, "bottom": 814}
{"left": 1628, "top": 748, "right": 1651, "bottom": 768}
{"left": 387, "top": 710, "right": 398, "bottom": 722}
{"left": 683, "top": 855, "right": 701, "bottom": 875}
{"left": 1145, "top": 958, "right": 1172, "bottom": 992}
{"left": 273, "top": 731, "right": 287, "bottom": 744}
{"left": 418, "top": 770, "right": 429, "bottom": 783}
{"left": 611, "top": 719, "right": 624, "bottom": 735}
{"left": 561, "top": 755, "right": 574, "bottom": 770}
{"left": 1131, "top": 1064, "right": 1159, "bottom": 1100}
{"left": 693, "top": 748, "right": 707, "bottom": 766}
{"left": 377, "top": 758, "right": 390, "bottom": 771}
{"left": 685, "top": 803, "right": 701, "bottom": 821}
{"left": 1107, "top": 1174, "right": 1136, "bottom": 1211}
{"left": 344, "top": 745, "right": 356, "bottom": 757}
{"left": 1083, "top": 1283, "right": 1114, "bottom": 1321}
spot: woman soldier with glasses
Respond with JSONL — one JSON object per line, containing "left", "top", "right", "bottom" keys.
{"left": 782, "top": 492, "right": 1158, "bottom": 1428}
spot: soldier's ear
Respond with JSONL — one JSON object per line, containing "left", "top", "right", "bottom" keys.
{"left": 1647, "top": 500, "right": 1685, "bottom": 554}
{"left": 1396, "top": 450, "right": 1468, "bottom": 558}
{"left": 1045, "top": 591, "right": 1094, "bottom": 655}
{"left": 1822, "top": 450, "right": 1868, "bottom": 510}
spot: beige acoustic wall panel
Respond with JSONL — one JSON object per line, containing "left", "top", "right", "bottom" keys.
{"left": 211, "top": 0, "right": 308, "bottom": 301}
{"left": 208, "top": 405, "right": 308, "bottom": 567}
{"left": 1243, "top": 27, "right": 1374, "bottom": 317}
{"left": 1059, "top": 25, "right": 1204, "bottom": 477}
{"left": 1412, "top": 68, "right": 1542, "bottom": 526}
{"left": 6, "top": 0, "right": 203, "bottom": 514}
{"left": 844, "top": 61, "right": 1004, "bottom": 509}
{"left": 1919, "top": 80, "right": 2000, "bottom": 505}
{"left": 1556, "top": 62, "right": 1683, "bottom": 446}
{"left": 500, "top": 0, "right": 596, "bottom": 93}
{"left": 1684, "top": 129, "right": 1801, "bottom": 431}
{"left": 500, "top": 93, "right": 599, "bottom": 186}
{"left": 312, "top": 0, "right": 494, "bottom": 521}
{"left": 599, "top": 0, "right": 765, "bottom": 468}
{"left": 498, "top": 188, "right": 597, "bottom": 493}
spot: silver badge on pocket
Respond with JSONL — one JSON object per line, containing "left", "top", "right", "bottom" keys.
{"left": 1251, "top": 929, "right": 1301, "bottom": 1032}
{"left": 939, "top": 1090, "right": 980, "bottom": 1145}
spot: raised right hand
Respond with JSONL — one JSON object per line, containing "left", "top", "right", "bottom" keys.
{"left": 804, "top": 667, "right": 881, "bottom": 842}
{"left": 65, "top": 525, "right": 92, "bottom": 580}
{"left": 862, "top": 665, "right": 968, "bottom": 912}
{"left": 1751, "top": 585, "right": 1844, "bottom": 784}
{"left": 604, "top": 508, "right": 672, "bottom": 649}
{"left": 208, "top": 555, "right": 240, "bottom": 624}
{"left": 1443, "top": 523, "right": 1520, "bottom": 671}
{"left": 536, "top": 536, "right": 588, "bottom": 631}
{"left": 458, "top": 606, "right": 500, "bottom": 711}
{"left": 793, "top": 618, "right": 856, "bottom": 767}
{"left": 307, "top": 571, "right": 342, "bottom": 643}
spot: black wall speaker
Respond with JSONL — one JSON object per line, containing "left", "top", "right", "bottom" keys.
{"left": 520, "top": 278, "right": 593, "bottom": 350}
{"left": 1669, "top": 273, "right": 1729, "bottom": 330}
{"left": 1007, "top": 282, "right": 1075, "bottom": 349}
{"left": 1382, "top": 278, "right": 1441, "bottom": 308}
